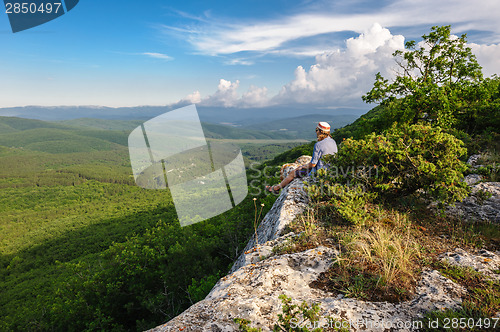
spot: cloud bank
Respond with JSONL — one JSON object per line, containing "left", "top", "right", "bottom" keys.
{"left": 181, "top": 24, "right": 405, "bottom": 108}
{"left": 274, "top": 24, "right": 404, "bottom": 105}
{"left": 180, "top": 23, "right": 500, "bottom": 109}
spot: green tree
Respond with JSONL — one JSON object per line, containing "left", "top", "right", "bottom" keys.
{"left": 362, "top": 25, "right": 484, "bottom": 130}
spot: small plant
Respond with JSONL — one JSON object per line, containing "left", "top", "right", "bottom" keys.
{"left": 273, "top": 294, "right": 322, "bottom": 332}
{"left": 234, "top": 318, "right": 262, "bottom": 332}
{"left": 253, "top": 198, "right": 265, "bottom": 246}
{"left": 475, "top": 189, "right": 492, "bottom": 205}
{"left": 272, "top": 237, "right": 296, "bottom": 256}
{"left": 299, "top": 208, "right": 318, "bottom": 237}
{"left": 235, "top": 295, "right": 349, "bottom": 332}
{"left": 342, "top": 273, "right": 370, "bottom": 300}
{"left": 475, "top": 164, "right": 499, "bottom": 182}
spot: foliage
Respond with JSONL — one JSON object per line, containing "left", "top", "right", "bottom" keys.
{"left": 267, "top": 141, "right": 315, "bottom": 166}
{"left": 313, "top": 124, "right": 469, "bottom": 204}
{"left": 0, "top": 116, "right": 287, "bottom": 331}
{"left": 49, "top": 220, "right": 228, "bottom": 330}
{"left": 241, "top": 142, "right": 305, "bottom": 162}
{"left": 243, "top": 114, "right": 358, "bottom": 140}
{"left": 363, "top": 25, "right": 484, "bottom": 130}
{"left": 272, "top": 208, "right": 327, "bottom": 256}
{"left": 202, "top": 122, "right": 296, "bottom": 140}
{"left": 306, "top": 202, "right": 421, "bottom": 303}
{"left": 273, "top": 294, "right": 322, "bottom": 332}
{"left": 340, "top": 223, "right": 419, "bottom": 295}
{"left": 307, "top": 183, "right": 377, "bottom": 226}
{"left": 469, "top": 149, "right": 500, "bottom": 182}
{"left": 187, "top": 273, "right": 220, "bottom": 304}
{"left": 332, "top": 26, "right": 500, "bottom": 141}
{"left": 234, "top": 318, "right": 263, "bottom": 332}
{"left": 331, "top": 105, "right": 386, "bottom": 142}
{"left": 0, "top": 126, "right": 127, "bottom": 153}
{"left": 460, "top": 75, "right": 500, "bottom": 134}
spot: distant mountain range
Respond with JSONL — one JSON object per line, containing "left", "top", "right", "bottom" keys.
{"left": 0, "top": 112, "right": 358, "bottom": 155}
{"left": 0, "top": 104, "right": 361, "bottom": 143}
{"left": 243, "top": 113, "right": 358, "bottom": 139}
{"left": 0, "top": 116, "right": 294, "bottom": 154}
{"left": 0, "top": 104, "right": 364, "bottom": 127}
{"left": 58, "top": 113, "right": 357, "bottom": 140}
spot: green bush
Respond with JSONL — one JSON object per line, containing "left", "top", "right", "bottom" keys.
{"left": 273, "top": 294, "right": 322, "bottom": 332}
{"left": 312, "top": 123, "right": 468, "bottom": 204}
{"left": 307, "top": 182, "right": 376, "bottom": 226}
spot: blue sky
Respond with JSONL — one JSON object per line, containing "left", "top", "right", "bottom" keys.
{"left": 1, "top": 0, "right": 499, "bottom": 110}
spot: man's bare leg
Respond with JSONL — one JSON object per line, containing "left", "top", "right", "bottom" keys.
{"left": 269, "top": 169, "right": 296, "bottom": 191}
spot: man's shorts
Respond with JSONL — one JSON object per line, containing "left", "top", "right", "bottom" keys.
{"left": 294, "top": 168, "right": 309, "bottom": 178}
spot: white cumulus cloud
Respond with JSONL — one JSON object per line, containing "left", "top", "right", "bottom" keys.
{"left": 180, "top": 80, "right": 272, "bottom": 108}
{"left": 470, "top": 43, "right": 500, "bottom": 78}
{"left": 241, "top": 85, "right": 270, "bottom": 107}
{"left": 200, "top": 79, "right": 241, "bottom": 107}
{"left": 180, "top": 90, "right": 202, "bottom": 104}
{"left": 274, "top": 23, "right": 405, "bottom": 105}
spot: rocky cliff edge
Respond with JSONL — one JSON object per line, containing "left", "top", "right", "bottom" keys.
{"left": 149, "top": 156, "right": 500, "bottom": 332}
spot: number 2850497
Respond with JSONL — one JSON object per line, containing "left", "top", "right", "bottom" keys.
{"left": 5, "top": 2, "right": 62, "bottom": 14}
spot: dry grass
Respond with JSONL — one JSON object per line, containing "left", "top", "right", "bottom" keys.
{"left": 310, "top": 206, "right": 421, "bottom": 302}
{"left": 277, "top": 193, "right": 499, "bottom": 304}
{"left": 347, "top": 225, "right": 418, "bottom": 287}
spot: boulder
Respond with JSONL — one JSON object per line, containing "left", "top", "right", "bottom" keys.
{"left": 440, "top": 248, "right": 500, "bottom": 281}
{"left": 444, "top": 182, "right": 500, "bottom": 223}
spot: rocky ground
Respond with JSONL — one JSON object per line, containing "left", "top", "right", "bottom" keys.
{"left": 148, "top": 156, "right": 500, "bottom": 332}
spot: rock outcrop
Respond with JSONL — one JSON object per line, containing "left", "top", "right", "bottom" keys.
{"left": 231, "top": 179, "right": 309, "bottom": 273}
{"left": 429, "top": 154, "right": 500, "bottom": 223}
{"left": 149, "top": 244, "right": 469, "bottom": 332}
{"left": 148, "top": 156, "right": 500, "bottom": 332}
{"left": 445, "top": 182, "right": 500, "bottom": 223}
{"left": 440, "top": 248, "right": 500, "bottom": 281}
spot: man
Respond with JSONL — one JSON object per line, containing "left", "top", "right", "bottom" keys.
{"left": 265, "top": 122, "right": 338, "bottom": 193}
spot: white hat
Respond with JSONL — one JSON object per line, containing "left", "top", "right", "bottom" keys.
{"left": 317, "top": 122, "right": 330, "bottom": 132}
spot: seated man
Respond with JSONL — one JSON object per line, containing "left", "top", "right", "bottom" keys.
{"left": 265, "top": 122, "right": 338, "bottom": 193}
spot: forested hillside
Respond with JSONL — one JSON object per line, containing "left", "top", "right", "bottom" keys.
{"left": 0, "top": 115, "right": 315, "bottom": 331}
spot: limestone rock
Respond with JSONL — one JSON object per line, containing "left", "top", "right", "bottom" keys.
{"left": 231, "top": 178, "right": 309, "bottom": 273}
{"left": 148, "top": 246, "right": 338, "bottom": 332}
{"left": 440, "top": 248, "right": 500, "bottom": 281}
{"left": 148, "top": 245, "right": 466, "bottom": 332}
{"left": 149, "top": 177, "right": 472, "bottom": 332}
{"left": 467, "top": 154, "right": 482, "bottom": 167}
{"left": 464, "top": 174, "right": 483, "bottom": 186}
{"left": 444, "top": 182, "right": 500, "bottom": 223}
